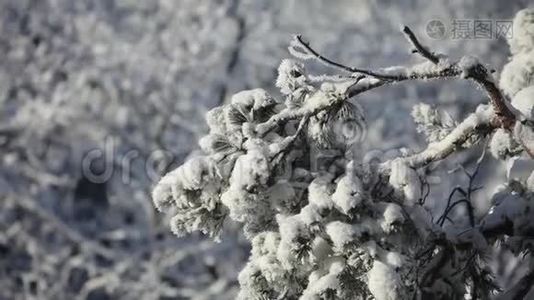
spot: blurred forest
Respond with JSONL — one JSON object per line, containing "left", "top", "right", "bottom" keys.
{"left": 0, "top": 0, "right": 529, "bottom": 299}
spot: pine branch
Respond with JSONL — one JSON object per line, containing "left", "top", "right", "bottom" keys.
{"left": 276, "top": 26, "right": 529, "bottom": 165}
{"left": 390, "top": 107, "right": 495, "bottom": 169}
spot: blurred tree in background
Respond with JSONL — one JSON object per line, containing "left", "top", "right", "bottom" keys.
{"left": 0, "top": 0, "right": 529, "bottom": 299}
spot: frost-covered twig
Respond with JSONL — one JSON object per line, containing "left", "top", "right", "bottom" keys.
{"left": 255, "top": 79, "right": 358, "bottom": 136}
{"left": 262, "top": 26, "right": 518, "bottom": 159}
{"left": 402, "top": 26, "right": 516, "bottom": 130}
{"left": 393, "top": 105, "right": 494, "bottom": 169}
{"left": 291, "top": 35, "right": 402, "bottom": 80}
{"left": 401, "top": 26, "right": 439, "bottom": 64}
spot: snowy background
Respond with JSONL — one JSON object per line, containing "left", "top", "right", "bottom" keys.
{"left": 0, "top": 0, "right": 529, "bottom": 299}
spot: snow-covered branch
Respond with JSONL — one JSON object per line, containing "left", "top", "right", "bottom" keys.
{"left": 281, "top": 25, "right": 528, "bottom": 165}
{"left": 398, "top": 105, "right": 494, "bottom": 168}
{"left": 153, "top": 8, "right": 534, "bottom": 300}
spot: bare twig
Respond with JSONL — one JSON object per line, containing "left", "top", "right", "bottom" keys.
{"left": 293, "top": 35, "right": 404, "bottom": 81}
{"left": 437, "top": 186, "right": 466, "bottom": 226}
{"left": 402, "top": 26, "right": 440, "bottom": 64}
{"left": 269, "top": 116, "right": 309, "bottom": 164}
{"left": 439, "top": 199, "right": 474, "bottom": 227}
{"left": 436, "top": 146, "right": 486, "bottom": 227}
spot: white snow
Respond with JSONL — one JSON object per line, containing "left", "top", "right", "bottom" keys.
{"left": 276, "top": 213, "right": 303, "bottom": 244}
{"left": 411, "top": 103, "right": 455, "bottom": 143}
{"left": 458, "top": 55, "right": 481, "bottom": 78}
{"left": 276, "top": 59, "right": 308, "bottom": 95}
{"left": 308, "top": 175, "right": 334, "bottom": 210}
{"left": 389, "top": 159, "right": 421, "bottom": 205}
{"left": 528, "top": 171, "right": 534, "bottom": 192}
{"left": 206, "top": 106, "right": 227, "bottom": 134}
{"left": 301, "top": 257, "right": 346, "bottom": 299}
{"left": 408, "top": 60, "right": 448, "bottom": 78}
{"left": 229, "top": 146, "right": 269, "bottom": 190}
{"left": 179, "top": 156, "right": 218, "bottom": 190}
{"left": 152, "top": 168, "right": 179, "bottom": 210}
{"left": 152, "top": 155, "right": 220, "bottom": 213}
{"left": 368, "top": 260, "right": 402, "bottom": 300}
{"left": 412, "top": 103, "right": 439, "bottom": 126}
{"left": 500, "top": 52, "right": 534, "bottom": 97}
{"left": 267, "top": 181, "right": 296, "bottom": 212}
{"left": 249, "top": 232, "right": 286, "bottom": 285}
{"left": 325, "top": 221, "right": 356, "bottom": 250}
{"left": 275, "top": 209, "right": 321, "bottom": 270}
{"left": 511, "top": 85, "right": 534, "bottom": 120}
{"left": 251, "top": 231, "right": 280, "bottom": 257}
{"left": 310, "top": 237, "right": 333, "bottom": 262}
{"left": 384, "top": 251, "right": 404, "bottom": 269}
{"left": 508, "top": 8, "right": 534, "bottom": 55}
{"left": 299, "top": 204, "right": 323, "bottom": 225}
{"left": 380, "top": 203, "right": 405, "bottom": 233}
{"left": 490, "top": 128, "right": 518, "bottom": 159}
{"left": 301, "top": 273, "right": 339, "bottom": 299}
{"left": 231, "top": 88, "right": 276, "bottom": 112}
{"left": 332, "top": 175, "right": 363, "bottom": 214}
